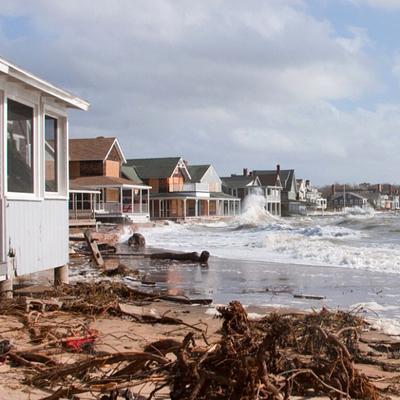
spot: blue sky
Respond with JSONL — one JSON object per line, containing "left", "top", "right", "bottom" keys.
{"left": 1, "top": 0, "right": 400, "bottom": 185}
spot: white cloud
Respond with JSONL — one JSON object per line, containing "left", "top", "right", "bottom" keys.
{"left": 0, "top": 0, "right": 397, "bottom": 184}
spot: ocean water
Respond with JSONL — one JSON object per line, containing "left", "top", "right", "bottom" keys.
{"left": 139, "top": 195, "right": 400, "bottom": 273}
{"left": 119, "top": 195, "right": 400, "bottom": 333}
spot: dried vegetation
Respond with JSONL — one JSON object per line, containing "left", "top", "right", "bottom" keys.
{"left": 0, "top": 282, "right": 398, "bottom": 399}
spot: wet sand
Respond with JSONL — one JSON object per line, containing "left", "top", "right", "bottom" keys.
{"left": 111, "top": 249, "right": 400, "bottom": 321}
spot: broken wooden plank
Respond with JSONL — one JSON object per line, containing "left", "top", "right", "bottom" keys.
{"left": 84, "top": 229, "right": 104, "bottom": 267}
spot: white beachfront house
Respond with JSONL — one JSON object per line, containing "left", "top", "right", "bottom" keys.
{"left": 0, "top": 57, "right": 89, "bottom": 295}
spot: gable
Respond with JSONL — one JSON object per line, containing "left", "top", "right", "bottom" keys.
{"left": 107, "top": 145, "right": 122, "bottom": 162}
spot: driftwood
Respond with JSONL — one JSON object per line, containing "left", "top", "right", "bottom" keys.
{"left": 101, "top": 250, "right": 211, "bottom": 264}
{"left": 150, "top": 250, "right": 210, "bottom": 264}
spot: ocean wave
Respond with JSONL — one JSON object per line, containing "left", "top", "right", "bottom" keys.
{"left": 140, "top": 209, "right": 400, "bottom": 274}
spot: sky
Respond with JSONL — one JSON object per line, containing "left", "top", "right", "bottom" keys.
{"left": 1, "top": 0, "right": 400, "bottom": 185}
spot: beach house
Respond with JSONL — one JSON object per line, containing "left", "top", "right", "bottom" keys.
{"left": 123, "top": 157, "right": 240, "bottom": 219}
{"left": 221, "top": 171, "right": 264, "bottom": 210}
{"left": 69, "top": 137, "right": 151, "bottom": 223}
{"left": 253, "top": 166, "right": 303, "bottom": 216}
{"left": 297, "top": 179, "right": 327, "bottom": 212}
{"left": 0, "top": 56, "right": 89, "bottom": 295}
{"left": 329, "top": 192, "right": 368, "bottom": 210}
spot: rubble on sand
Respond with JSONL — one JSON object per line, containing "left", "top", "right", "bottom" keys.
{"left": 2, "top": 282, "right": 399, "bottom": 399}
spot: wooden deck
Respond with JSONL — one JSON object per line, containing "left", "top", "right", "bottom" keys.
{"left": 69, "top": 219, "right": 97, "bottom": 227}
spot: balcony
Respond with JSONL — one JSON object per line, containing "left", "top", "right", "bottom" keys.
{"left": 171, "top": 183, "right": 210, "bottom": 193}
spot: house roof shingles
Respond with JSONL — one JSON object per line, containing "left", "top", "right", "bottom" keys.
{"left": 70, "top": 176, "right": 149, "bottom": 188}
{"left": 121, "top": 165, "right": 144, "bottom": 185}
{"left": 221, "top": 176, "right": 259, "bottom": 189}
{"left": 69, "top": 137, "right": 117, "bottom": 161}
{"left": 125, "top": 157, "right": 182, "bottom": 179}
{"left": 188, "top": 165, "right": 210, "bottom": 183}
{"left": 253, "top": 169, "right": 294, "bottom": 190}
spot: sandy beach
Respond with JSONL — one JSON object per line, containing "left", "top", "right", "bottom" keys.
{"left": 0, "top": 253, "right": 400, "bottom": 399}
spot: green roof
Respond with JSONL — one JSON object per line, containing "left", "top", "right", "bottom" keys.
{"left": 125, "top": 157, "right": 182, "bottom": 179}
{"left": 121, "top": 165, "right": 144, "bottom": 185}
{"left": 188, "top": 165, "right": 210, "bottom": 183}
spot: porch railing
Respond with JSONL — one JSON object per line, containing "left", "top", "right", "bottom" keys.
{"left": 101, "top": 202, "right": 149, "bottom": 215}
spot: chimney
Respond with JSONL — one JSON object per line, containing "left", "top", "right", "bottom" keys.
{"left": 243, "top": 168, "right": 248, "bottom": 176}
{"left": 276, "top": 164, "right": 280, "bottom": 175}
{"left": 306, "top": 180, "right": 310, "bottom": 187}
{"left": 331, "top": 184, "right": 336, "bottom": 195}
{"left": 389, "top": 185, "right": 393, "bottom": 195}
{"left": 378, "top": 184, "right": 382, "bottom": 193}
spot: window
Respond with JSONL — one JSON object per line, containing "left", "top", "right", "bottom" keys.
{"left": 7, "top": 99, "right": 34, "bottom": 193}
{"left": 45, "top": 115, "right": 58, "bottom": 192}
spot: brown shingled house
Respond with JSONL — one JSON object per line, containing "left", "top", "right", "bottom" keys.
{"left": 69, "top": 137, "right": 151, "bottom": 223}
{"left": 123, "top": 157, "right": 240, "bottom": 219}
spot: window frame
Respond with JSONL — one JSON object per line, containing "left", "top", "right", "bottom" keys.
{"left": 44, "top": 113, "right": 58, "bottom": 194}
{"left": 43, "top": 104, "right": 67, "bottom": 199}
{"left": 5, "top": 95, "right": 39, "bottom": 200}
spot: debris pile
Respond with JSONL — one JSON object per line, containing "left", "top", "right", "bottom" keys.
{"left": 2, "top": 298, "right": 380, "bottom": 399}
{"left": 168, "top": 302, "right": 378, "bottom": 399}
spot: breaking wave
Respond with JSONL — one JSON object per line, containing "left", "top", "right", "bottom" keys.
{"left": 236, "top": 194, "right": 278, "bottom": 227}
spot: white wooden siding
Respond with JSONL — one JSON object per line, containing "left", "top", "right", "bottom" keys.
{"left": 0, "top": 198, "right": 5, "bottom": 264}
{"left": 6, "top": 199, "right": 68, "bottom": 275}
{"left": 201, "top": 166, "right": 222, "bottom": 193}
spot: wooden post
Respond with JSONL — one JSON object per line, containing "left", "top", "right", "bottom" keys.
{"left": 0, "top": 257, "right": 14, "bottom": 299}
{"left": 120, "top": 187, "right": 123, "bottom": 214}
{"left": 183, "top": 199, "right": 187, "bottom": 219}
{"left": 54, "top": 264, "right": 69, "bottom": 286}
{"left": 140, "top": 189, "right": 142, "bottom": 213}
{"left": 0, "top": 277, "right": 12, "bottom": 298}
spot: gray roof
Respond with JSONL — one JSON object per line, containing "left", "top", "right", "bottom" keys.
{"left": 121, "top": 165, "right": 144, "bottom": 185}
{"left": 221, "top": 175, "right": 260, "bottom": 189}
{"left": 253, "top": 169, "right": 293, "bottom": 191}
{"left": 188, "top": 165, "right": 210, "bottom": 183}
{"left": 330, "top": 192, "right": 367, "bottom": 200}
{"left": 125, "top": 157, "right": 181, "bottom": 179}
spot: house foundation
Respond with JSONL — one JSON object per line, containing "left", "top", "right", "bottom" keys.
{"left": 54, "top": 264, "right": 69, "bottom": 286}
{"left": 0, "top": 257, "right": 15, "bottom": 299}
{"left": 0, "top": 277, "right": 13, "bottom": 298}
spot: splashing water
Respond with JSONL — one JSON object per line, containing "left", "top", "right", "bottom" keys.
{"left": 343, "top": 206, "right": 375, "bottom": 218}
{"left": 237, "top": 194, "right": 278, "bottom": 226}
{"left": 118, "top": 225, "right": 135, "bottom": 243}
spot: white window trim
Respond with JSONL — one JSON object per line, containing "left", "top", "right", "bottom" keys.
{"left": 43, "top": 107, "right": 67, "bottom": 199}
{"left": 5, "top": 94, "right": 40, "bottom": 201}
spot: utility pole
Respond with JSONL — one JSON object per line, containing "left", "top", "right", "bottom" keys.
{"left": 343, "top": 184, "right": 346, "bottom": 212}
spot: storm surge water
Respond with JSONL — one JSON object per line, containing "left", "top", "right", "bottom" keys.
{"left": 142, "top": 206, "right": 400, "bottom": 274}
{"left": 134, "top": 201, "right": 400, "bottom": 328}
